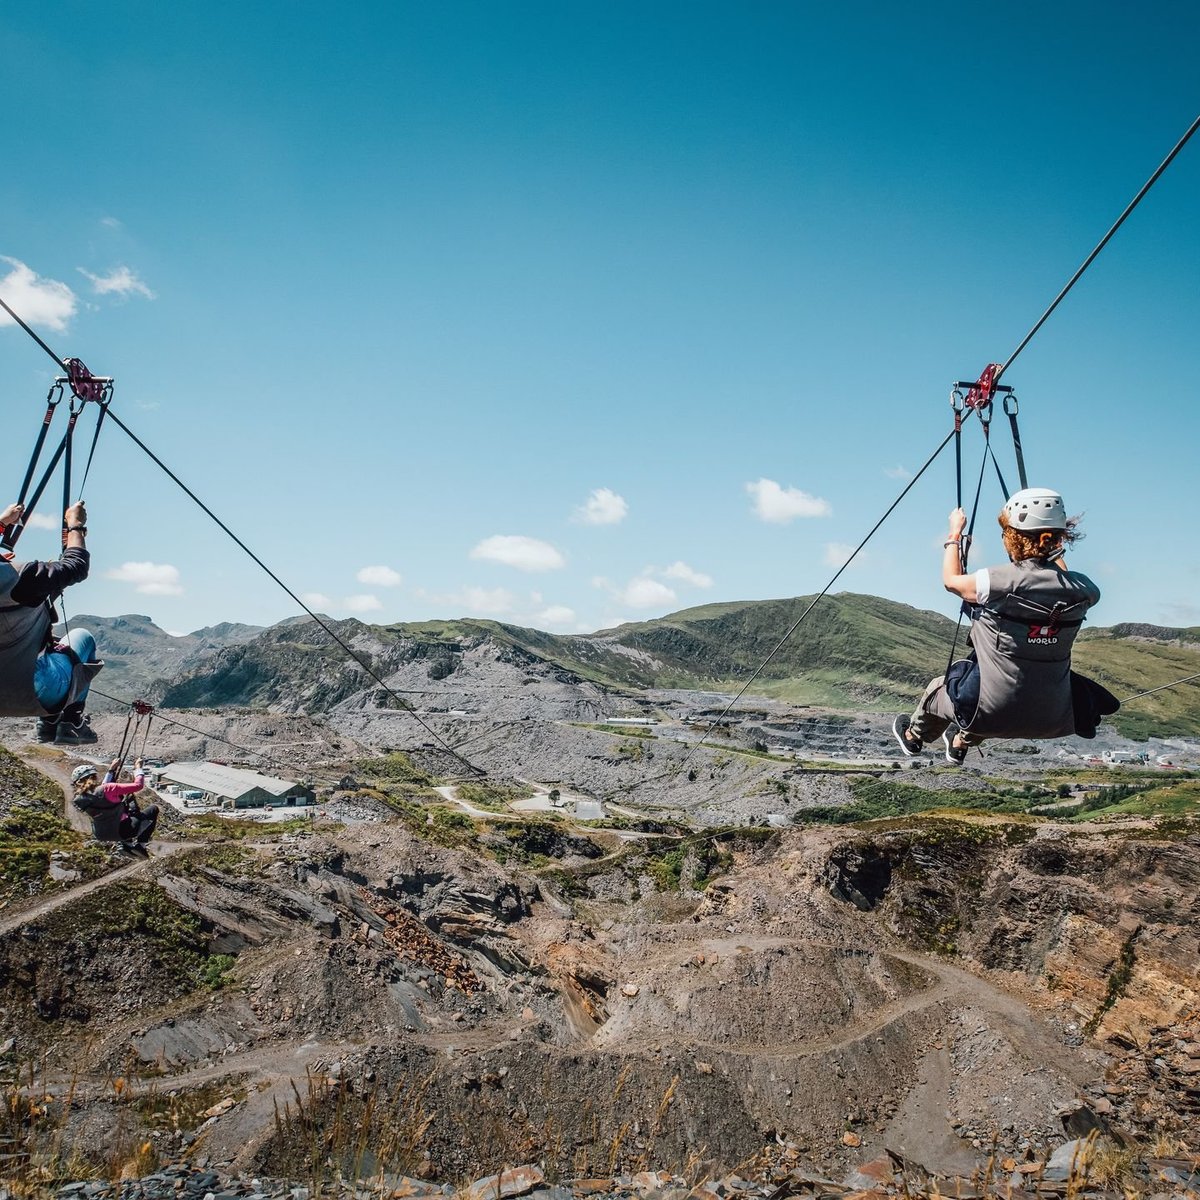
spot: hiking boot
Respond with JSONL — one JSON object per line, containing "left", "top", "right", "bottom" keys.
{"left": 892, "top": 714, "right": 923, "bottom": 757}
{"left": 943, "top": 728, "right": 969, "bottom": 766}
{"left": 56, "top": 714, "right": 97, "bottom": 744}
{"left": 34, "top": 717, "right": 59, "bottom": 743}
{"left": 118, "top": 841, "right": 139, "bottom": 856}
{"left": 129, "top": 843, "right": 151, "bottom": 859}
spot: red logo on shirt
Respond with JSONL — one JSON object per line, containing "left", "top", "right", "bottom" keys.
{"left": 1027, "top": 623, "right": 1060, "bottom": 644}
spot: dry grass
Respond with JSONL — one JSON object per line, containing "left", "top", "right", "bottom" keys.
{"left": 0, "top": 1061, "right": 216, "bottom": 1189}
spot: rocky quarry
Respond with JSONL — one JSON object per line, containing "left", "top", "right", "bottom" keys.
{"left": 0, "top": 598, "right": 1198, "bottom": 1198}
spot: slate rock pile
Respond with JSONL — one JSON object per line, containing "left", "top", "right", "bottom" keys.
{"left": 1098, "top": 1011, "right": 1200, "bottom": 1134}
{"left": 17, "top": 1150, "right": 1199, "bottom": 1200}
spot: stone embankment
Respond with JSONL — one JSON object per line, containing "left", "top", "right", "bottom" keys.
{"left": 18, "top": 1148, "right": 1200, "bottom": 1200}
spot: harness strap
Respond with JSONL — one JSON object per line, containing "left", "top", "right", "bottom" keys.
{"left": 115, "top": 699, "right": 154, "bottom": 774}
{"left": 11, "top": 424, "right": 73, "bottom": 551}
{"left": 1004, "top": 395, "right": 1027, "bottom": 491}
{"left": 76, "top": 383, "right": 113, "bottom": 499}
{"left": 987, "top": 441, "right": 1010, "bottom": 501}
{"left": 1, "top": 385, "right": 64, "bottom": 555}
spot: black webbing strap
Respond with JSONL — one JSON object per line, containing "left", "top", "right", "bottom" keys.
{"left": 9, "top": 424, "right": 72, "bottom": 551}
{"left": 1004, "top": 395, "right": 1027, "bottom": 491}
{"left": 945, "top": 424, "right": 993, "bottom": 673}
{"left": 114, "top": 700, "right": 154, "bottom": 775}
{"left": 1, "top": 386, "right": 64, "bottom": 554}
{"left": 951, "top": 391, "right": 964, "bottom": 510}
{"left": 76, "top": 385, "right": 112, "bottom": 498}
{"left": 987, "top": 442, "right": 1010, "bottom": 501}
{"left": 139, "top": 711, "right": 154, "bottom": 760}
{"left": 62, "top": 405, "right": 76, "bottom": 540}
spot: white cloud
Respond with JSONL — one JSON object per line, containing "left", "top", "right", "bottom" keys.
{"left": 745, "top": 478, "right": 832, "bottom": 523}
{"left": 459, "top": 586, "right": 516, "bottom": 614}
{"left": 106, "top": 561, "right": 183, "bottom": 596}
{"left": 78, "top": 265, "right": 155, "bottom": 300}
{"left": 356, "top": 565, "right": 402, "bottom": 588}
{"left": 663, "top": 561, "right": 713, "bottom": 588}
{"left": 343, "top": 593, "right": 383, "bottom": 613}
{"left": 620, "top": 578, "right": 677, "bottom": 609}
{"left": 470, "top": 534, "right": 565, "bottom": 572}
{"left": 593, "top": 570, "right": 680, "bottom": 611}
{"left": 0, "top": 258, "right": 77, "bottom": 332}
{"left": 411, "top": 585, "right": 517, "bottom": 615}
{"left": 824, "top": 542, "right": 866, "bottom": 568}
{"left": 535, "top": 604, "right": 577, "bottom": 627}
{"left": 573, "top": 487, "right": 628, "bottom": 526}
{"left": 884, "top": 465, "right": 912, "bottom": 480}
{"left": 26, "top": 513, "right": 58, "bottom": 530}
{"left": 302, "top": 592, "right": 334, "bottom": 610}
{"left": 100, "top": 216, "right": 123, "bottom": 230}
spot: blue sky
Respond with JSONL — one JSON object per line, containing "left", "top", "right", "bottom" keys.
{"left": 2, "top": 2, "right": 1198, "bottom": 638}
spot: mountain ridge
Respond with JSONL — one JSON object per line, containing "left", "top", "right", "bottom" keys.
{"left": 68, "top": 594, "right": 1200, "bottom": 738}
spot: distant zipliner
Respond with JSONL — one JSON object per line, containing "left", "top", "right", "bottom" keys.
{"left": 893, "top": 487, "right": 1118, "bottom": 765}
{"left": 71, "top": 758, "right": 159, "bottom": 857}
{"left": 0, "top": 359, "right": 113, "bottom": 744}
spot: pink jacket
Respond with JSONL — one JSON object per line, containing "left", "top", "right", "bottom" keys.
{"left": 97, "top": 772, "right": 145, "bottom": 806}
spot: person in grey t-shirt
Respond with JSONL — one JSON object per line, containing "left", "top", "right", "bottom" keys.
{"left": 893, "top": 488, "right": 1101, "bottom": 766}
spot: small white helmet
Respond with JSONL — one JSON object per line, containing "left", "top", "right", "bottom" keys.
{"left": 1003, "top": 487, "right": 1067, "bottom": 531}
{"left": 71, "top": 764, "right": 98, "bottom": 786}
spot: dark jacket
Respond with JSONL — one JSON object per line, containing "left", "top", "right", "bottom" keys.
{"left": 73, "top": 773, "right": 146, "bottom": 841}
{"left": 0, "top": 547, "right": 91, "bottom": 717}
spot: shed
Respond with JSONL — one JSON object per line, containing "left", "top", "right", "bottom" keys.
{"left": 159, "top": 762, "right": 315, "bottom": 810}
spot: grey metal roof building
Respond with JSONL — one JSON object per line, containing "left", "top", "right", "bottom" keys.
{"left": 160, "top": 762, "right": 314, "bottom": 809}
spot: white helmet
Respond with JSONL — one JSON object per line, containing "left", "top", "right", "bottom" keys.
{"left": 1003, "top": 487, "right": 1067, "bottom": 531}
{"left": 71, "top": 764, "right": 98, "bottom": 786}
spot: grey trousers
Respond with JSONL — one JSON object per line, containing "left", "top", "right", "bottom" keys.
{"left": 908, "top": 675, "right": 984, "bottom": 747}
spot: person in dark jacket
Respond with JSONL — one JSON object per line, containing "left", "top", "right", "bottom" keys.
{"left": 71, "top": 758, "right": 157, "bottom": 856}
{"left": 893, "top": 488, "right": 1102, "bottom": 766}
{"left": 0, "top": 500, "right": 102, "bottom": 743}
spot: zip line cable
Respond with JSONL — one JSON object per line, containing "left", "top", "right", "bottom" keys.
{"left": 994, "top": 112, "right": 1200, "bottom": 387}
{"left": 651, "top": 115, "right": 1200, "bottom": 783}
{"left": 6, "top": 114, "right": 1199, "bottom": 790}
{"left": 3, "top": 292, "right": 482, "bottom": 777}
{"left": 667, "top": 425, "right": 959, "bottom": 778}
{"left": 0, "top": 295, "right": 67, "bottom": 371}
{"left": 96, "top": 408, "right": 483, "bottom": 776}
{"left": 89, "top": 686, "right": 292, "bottom": 768}
{"left": 87, "top": 686, "right": 356, "bottom": 794}
{"left": 1119, "top": 671, "right": 1200, "bottom": 705}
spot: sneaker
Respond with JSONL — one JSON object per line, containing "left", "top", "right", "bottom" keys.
{"left": 130, "top": 843, "right": 151, "bottom": 858}
{"left": 56, "top": 716, "right": 97, "bottom": 745}
{"left": 943, "top": 728, "right": 969, "bottom": 766}
{"left": 34, "top": 718, "right": 59, "bottom": 743}
{"left": 892, "top": 714, "right": 923, "bottom": 757}
{"left": 118, "top": 841, "right": 139, "bottom": 856}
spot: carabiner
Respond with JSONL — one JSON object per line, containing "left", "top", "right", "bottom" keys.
{"left": 950, "top": 389, "right": 965, "bottom": 413}
{"left": 1003, "top": 393, "right": 1019, "bottom": 417}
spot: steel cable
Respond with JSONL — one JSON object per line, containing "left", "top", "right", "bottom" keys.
{"left": 102, "top": 408, "right": 483, "bottom": 776}
{"left": 995, "top": 113, "right": 1200, "bottom": 386}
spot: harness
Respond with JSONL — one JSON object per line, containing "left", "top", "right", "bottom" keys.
{"left": 0, "top": 360, "right": 112, "bottom": 559}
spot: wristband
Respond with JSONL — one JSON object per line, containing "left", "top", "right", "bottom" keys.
{"left": 943, "top": 538, "right": 961, "bottom": 547}
{"left": 66, "top": 525, "right": 88, "bottom": 534}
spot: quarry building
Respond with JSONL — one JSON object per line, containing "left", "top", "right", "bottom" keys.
{"left": 158, "top": 761, "right": 315, "bottom": 810}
